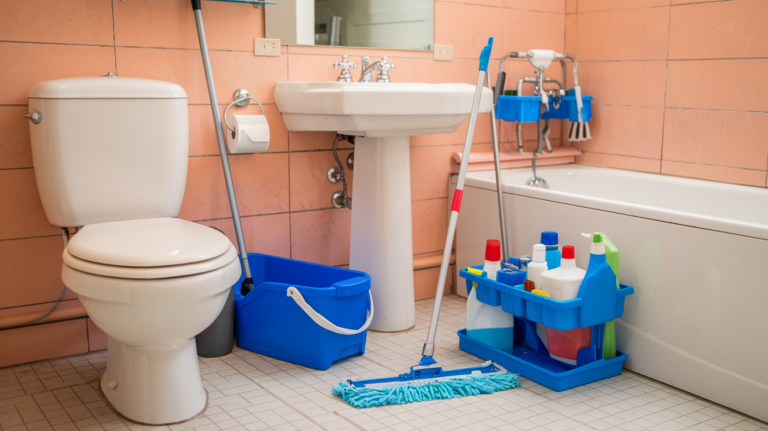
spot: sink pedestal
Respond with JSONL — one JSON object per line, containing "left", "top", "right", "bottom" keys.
{"left": 350, "top": 136, "right": 415, "bottom": 332}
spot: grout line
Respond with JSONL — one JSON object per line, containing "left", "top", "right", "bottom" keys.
{"left": 0, "top": 298, "right": 79, "bottom": 312}
{"left": 0, "top": 234, "right": 60, "bottom": 243}
{"left": 661, "top": 159, "right": 767, "bottom": 172}
{"left": 436, "top": 1, "right": 566, "bottom": 15}
{"left": 110, "top": 0, "right": 117, "bottom": 75}
{"left": 659, "top": 3, "right": 673, "bottom": 173}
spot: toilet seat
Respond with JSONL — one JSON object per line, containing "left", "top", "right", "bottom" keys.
{"left": 63, "top": 217, "right": 238, "bottom": 280}
{"left": 67, "top": 217, "right": 231, "bottom": 267}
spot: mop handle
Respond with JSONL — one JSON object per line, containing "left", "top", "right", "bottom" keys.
{"left": 192, "top": 0, "right": 253, "bottom": 285}
{"left": 487, "top": 71, "right": 509, "bottom": 260}
{"left": 422, "top": 38, "right": 493, "bottom": 358}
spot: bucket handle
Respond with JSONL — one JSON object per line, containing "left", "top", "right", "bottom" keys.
{"left": 286, "top": 287, "right": 373, "bottom": 335}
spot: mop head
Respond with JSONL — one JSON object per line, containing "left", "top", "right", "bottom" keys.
{"left": 332, "top": 359, "right": 520, "bottom": 408}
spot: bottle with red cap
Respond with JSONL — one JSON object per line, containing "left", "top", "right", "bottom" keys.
{"left": 466, "top": 240, "right": 515, "bottom": 350}
{"left": 540, "top": 245, "right": 586, "bottom": 301}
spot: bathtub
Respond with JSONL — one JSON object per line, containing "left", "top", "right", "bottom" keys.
{"left": 453, "top": 164, "right": 768, "bottom": 421}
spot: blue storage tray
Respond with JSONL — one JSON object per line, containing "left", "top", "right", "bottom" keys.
{"left": 459, "top": 325, "right": 628, "bottom": 391}
{"left": 542, "top": 95, "right": 593, "bottom": 122}
{"left": 495, "top": 95, "right": 541, "bottom": 123}
{"left": 462, "top": 266, "right": 633, "bottom": 332}
{"left": 234, "top": 254, "right": 372, "bottom": 370}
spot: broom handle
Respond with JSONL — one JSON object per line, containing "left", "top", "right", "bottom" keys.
{"left": 422, "top": 47, "right": 490, "bottom": 357}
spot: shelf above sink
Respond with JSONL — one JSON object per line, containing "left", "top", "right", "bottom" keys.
{"left": 274, "top": 82, "right": 493, "bottom": 138}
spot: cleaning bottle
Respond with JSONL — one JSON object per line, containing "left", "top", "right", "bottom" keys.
{"left": 582, "top": 232, "right": 620, "bottom": 360}
{"left": 540, "top": 246, "right": 585, "bottom": 301}
{"left": 541, "top": 231, "right": 561, "bottom": 269}
{"left": 541, "top": 245, "right": 590, "bottom": 364}
{"left": 526, "top": 244, "right": 549, "bottom": 347}
{"left": 466, "top": 240, "right": 515, "bottom": 350}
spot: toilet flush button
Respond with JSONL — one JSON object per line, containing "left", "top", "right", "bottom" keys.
{"left": 108, "top": 381, "right": 117, "bottom": 390}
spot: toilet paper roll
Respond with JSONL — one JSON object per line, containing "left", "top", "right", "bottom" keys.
{"left": 226, "top": 115, "right": 270, "bottom": 154}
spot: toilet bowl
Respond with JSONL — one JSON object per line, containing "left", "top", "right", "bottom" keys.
{"left": 61, "top": 218, "right": 241, "bottom": 424}
{"left": 26, "top": 77, "right": 242, "bottom": 424}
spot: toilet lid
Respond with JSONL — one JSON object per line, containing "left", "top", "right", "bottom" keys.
{"left": 67, "top": 218, "right": 232, "bottom": 267}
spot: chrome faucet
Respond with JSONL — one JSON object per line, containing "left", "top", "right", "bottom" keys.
{"left": 358, "top": 56, "right": 396, "bottom": 83}
{"left": 359, "top": 56, "right": 376, "bottom": 82}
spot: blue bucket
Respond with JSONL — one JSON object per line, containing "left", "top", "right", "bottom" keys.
{"left": 234, "top": 254, "right": 372, "bottom": 370}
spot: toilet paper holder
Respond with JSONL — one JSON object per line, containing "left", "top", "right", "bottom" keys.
{"left": 224, "top": 88, "right": 265, "bottom": 136}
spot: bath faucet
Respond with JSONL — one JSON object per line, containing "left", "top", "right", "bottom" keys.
{"left": 333, "top": 55, "right": 358, "bottom": 83}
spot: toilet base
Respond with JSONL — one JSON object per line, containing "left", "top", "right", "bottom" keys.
{"left": 101, "top": 336, "right": 207, "bottom": 425}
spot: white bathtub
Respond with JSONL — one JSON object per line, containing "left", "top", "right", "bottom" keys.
{"left": 453, "top": 164, "right": 768, "bottom": 421}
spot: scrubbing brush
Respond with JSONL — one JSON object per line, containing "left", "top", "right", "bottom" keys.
{"left": 568, "top": 85, "right": 591, "bottom": 142}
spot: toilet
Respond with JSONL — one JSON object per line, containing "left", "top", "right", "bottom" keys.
{"left": 27, "top": 77, "right": 242, "bottom": 425}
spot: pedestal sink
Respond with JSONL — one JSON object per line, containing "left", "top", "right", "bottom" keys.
{"left": 275, "top": 82, "right": 492, "bottom": 331}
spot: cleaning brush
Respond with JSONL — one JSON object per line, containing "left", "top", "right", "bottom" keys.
{"left": 568, "top": 85, "right": 591, "bottom": 142}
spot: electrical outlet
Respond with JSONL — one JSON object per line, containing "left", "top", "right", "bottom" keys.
{"left": 434, "top": 44, "right": 453, "bottom": 61}
{"left": 254, "top": 38, "right": 280, "bottom": 57}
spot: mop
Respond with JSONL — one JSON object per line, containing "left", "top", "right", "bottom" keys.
{"left": 333, "top": 38, "right": 521, "bottom": 408}
{"left": 190, "top": 0, "right": 274, "bottom": 295}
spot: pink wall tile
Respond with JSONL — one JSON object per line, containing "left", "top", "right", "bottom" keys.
{"left": 414, "top": 265, "right": 455, "bottom": 300}
{"left": 576, "top": 152, "right": 661, "bottom": 173}
{"left": 435, "top": 2, "right": 505, "bottom": 60}
{"left": 505, "top": 0, "right": 566, "bottom": 13}
{"left": 574, "top": 105, "right": 664, "bottom": 159}
{"left": 289, "top": 132, "right": 353, "bottom": 152}
{"left": 198, "top": 214, "right": 291, "bottom": 258}
{"left": 178, "top": 153, "right": 289, "bottom": 221}
{"left": 0, "top": 0, "right": 113, "bottom": 45}
{"left": 578, "top": 0, "right": 669, "bottom": 13}
{"left": 566, "top": 0, "right": 578, "bottom": 13}
{"left": 114, "top": 0, "right": 264, "bottom": 51}
{"left": 0, "top": 237, "right": 69, "bottom": 309}
{"left": 671, "top": 0, "right": 720, "bottom": 4}
{"left": 87, "top": 318, "right": 108, "bottom": 352}
{"left": 0, "top": 319, "right": 88, "bottom": 368}
{"left": 290, "top": 209, "right": 351, "bottom": 266}
{"left": 289, "top": 149, "right": 354, "bottom": 212}
{"left": 666, "top": 59, "right": 768, "bottom": 111}
{"left": 580, "top": 61, "right": 667, "bottom": 107}
{"left": 0, "top": 43, "right": 115, "bottom": 105}
{"left": 662, "top": 109, "right": 768, "bottom": 170}
{"left": 0, "top": 170, "right": 60, "bottom": 241}
{"left": 116, "top": 47, "right": 287, "bottom": 105}
{"left": 412, "top": 199, "right": 449, "bottom": 255}
{"left": 410, "top": 145, "right": 463, "bottom": 201}
{"left": 661, "top": 160, "right": 766, "bottom": 187}
{"left": 503, "top": 8, "right": 565, "bottom": 55}
{"left": 565, "top": 14, "right": 577, "bottom": 54}
{"left": 0, "top": 107, "right": 33, "bottom": 170}
{"left": 576, "top": 7, "right": 670, "bottom": 61}
{"left": 445, "top": 0, "right": 504, "bottom": 7}
{"left": 669, "top": 0, "right": 768, "bottom": 59}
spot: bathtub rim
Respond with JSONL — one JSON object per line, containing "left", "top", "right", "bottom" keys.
{"left": 456, "top": 164, "right": 768, "bottom": 241}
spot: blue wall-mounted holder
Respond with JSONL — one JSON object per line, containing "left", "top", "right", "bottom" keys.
{"left": 495, "top": 95, "right": 541, "bottom": 123}
{"left": 459, "top": 264, "right": 634, "bottom": 391}
{"left": 542, "top": 93, "right": 593, "bottom": 122}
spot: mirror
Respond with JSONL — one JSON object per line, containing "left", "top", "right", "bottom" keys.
{"left": 265, "top": 0, "right": 434, "bottom": 51}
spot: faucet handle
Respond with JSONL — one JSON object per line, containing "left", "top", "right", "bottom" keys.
{"left": 333, "top": 55, "right": 358, "bottom": 82}
{"left": 375, "top": 56, "right": 396, "bottom": 83}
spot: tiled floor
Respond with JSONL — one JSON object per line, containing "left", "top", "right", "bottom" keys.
{"left": 1, "top": 295, "right": 766, "bottom": 431}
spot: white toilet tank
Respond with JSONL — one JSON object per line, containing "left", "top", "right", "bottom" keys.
{"left": 28, "top": 77, "right": 189, "bottom": 227}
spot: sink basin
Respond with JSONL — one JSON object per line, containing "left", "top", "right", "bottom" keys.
{"left": 275, "top": 82, "right": 492, "bottom": 137}
{"left": 274, "top": 82, "right": 492, "bottom": 332}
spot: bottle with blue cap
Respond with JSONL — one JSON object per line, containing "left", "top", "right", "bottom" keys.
{"left": 541, "top": 231, "right": 561, "bottom": 269}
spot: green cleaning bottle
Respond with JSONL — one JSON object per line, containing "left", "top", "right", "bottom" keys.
{"left": 582, "top": 232, "right": 619, "bottom": 360}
